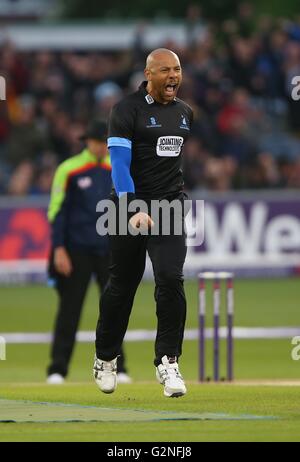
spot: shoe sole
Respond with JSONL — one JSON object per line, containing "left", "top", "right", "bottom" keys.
{"left": 95, "top": 382, "right": 117, "bottom": 394}
{"left": 164, "top": 390, "right": 186, "bottom": 398}
{"left": 47, "top": 382, "right": 65, "bottom": 385}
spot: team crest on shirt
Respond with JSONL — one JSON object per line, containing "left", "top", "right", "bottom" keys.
{"left": 77, "top": 176, "right": 92, "bottom": 189}
{"left": 146, "top": 116, "right": 162, "bottom": 128}
{"left": 180, "top": 114, "right": 190, "bottom": 130}
{"left": 156, "top": 136, "right": 184, "bottom": 157}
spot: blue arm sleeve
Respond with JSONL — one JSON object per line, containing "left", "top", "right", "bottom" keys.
{"left": 109, "top": 142, "right": 135, "bottom": 198}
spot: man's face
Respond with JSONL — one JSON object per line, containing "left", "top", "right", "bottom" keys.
{"left": 87, "top": 139, "right": 107, "bottom": 160}
{"left": 145, "top": 53, "right": 182, "bottom": 104}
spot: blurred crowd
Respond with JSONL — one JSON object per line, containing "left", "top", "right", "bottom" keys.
{"left": 1, "top": 3, "right": 300, "bottom": 195}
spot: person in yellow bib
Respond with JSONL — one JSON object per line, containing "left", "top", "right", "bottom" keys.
{"left": 47, "top": 120, "right": 131, "bottom": 385}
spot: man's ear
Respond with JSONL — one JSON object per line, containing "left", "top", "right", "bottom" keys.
{"left": 144, "top": 68, "right": 151, "bottom": 82}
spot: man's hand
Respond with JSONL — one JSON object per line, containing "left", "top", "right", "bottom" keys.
{"left": 129, "top": 212, "right": 154, "bottom": 231}
{"left": 54, "top": 246, "right": 73, "bottom": 276}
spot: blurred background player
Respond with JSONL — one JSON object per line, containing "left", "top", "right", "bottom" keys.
{"left": 47, "top": 120, "right": 131, "bottom": 385}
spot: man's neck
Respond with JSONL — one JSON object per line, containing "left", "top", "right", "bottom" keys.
{"left": 86, "top": 148, "right": 103, "bottom": 162}
{"left": 146, "top": 82, "right": 170, "bottom": 105}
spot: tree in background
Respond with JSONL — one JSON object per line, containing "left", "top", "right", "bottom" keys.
{"left": 59, "top": 0, "right": 300, "bottom": 21}
{"left": 60, "top": 0, "right": 239, "bottom": 21}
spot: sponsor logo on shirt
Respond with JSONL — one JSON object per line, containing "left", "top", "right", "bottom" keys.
{"left": 180, "top": 114, "right": 190, "bottom": 130}
{"left": 77, "top": 176, "right": 92, "bottom": 189}
{"left": 146, "top": 116, "right": 162, "bottom": 128}
{"left": 156, "top": 136, "right": 184, "bottom": 157}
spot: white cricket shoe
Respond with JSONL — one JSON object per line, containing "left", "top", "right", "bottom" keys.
{"left": 46, "top": 373, "right": 65, "bottom": 385}
{"left": 117, "top": 372, "right": 133, "bottom": 384}
{"left": 156, "top": 355, "right": 187, "bottom": 398}
{"left": 93, "top": 356, "right": 117, "bottom": 394}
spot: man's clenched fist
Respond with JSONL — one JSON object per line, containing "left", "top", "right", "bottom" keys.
{"left": 129, "top": 212, "right": 154, "bottom": 231}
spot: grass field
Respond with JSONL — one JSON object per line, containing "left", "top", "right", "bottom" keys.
{"left": 0, "top": 278, "right": 300, "bottom": 441}
{"left": 1, "top": 383, "right": 300, "bottom": 442}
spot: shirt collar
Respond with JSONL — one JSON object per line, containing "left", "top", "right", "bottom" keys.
{"left": 81, "top": 148, "right": 111, "bottom": 170}
{"left": 83, "top": 148, "right": 111, "bottom": 166}
{"left": 82, "top": 148, "right": 110, "bottom": 168}
{"left": 138, "top": 81, "right": 148, "bottom": 94}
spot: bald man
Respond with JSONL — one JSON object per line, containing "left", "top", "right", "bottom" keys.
{"left": 94, "top": 49, "right": 193, "bottom": 397}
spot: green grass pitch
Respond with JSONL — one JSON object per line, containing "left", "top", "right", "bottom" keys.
{"left": 0, "top": 278, "right": 300, "bottom": 441}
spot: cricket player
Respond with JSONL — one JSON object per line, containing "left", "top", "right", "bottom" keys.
{"left": 94, "top": 49, "right": 193, "bottom": 397}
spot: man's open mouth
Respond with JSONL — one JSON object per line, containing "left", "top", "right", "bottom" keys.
{"left": 165, "top": 83, "right": 178, "bottom": 96}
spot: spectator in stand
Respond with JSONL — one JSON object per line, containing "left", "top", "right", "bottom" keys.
{"left": 6, "top": 95, "right": 49, "bottom": 168}
{"left": 217, "top": 88, "right": 259, "bottom": 166}
{"left": 93, "top": 81, "right": 123, "bottom": 119}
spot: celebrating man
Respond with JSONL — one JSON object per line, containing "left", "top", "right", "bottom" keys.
{"left": 94, "top": 49, "right": 193, "bottom": 397}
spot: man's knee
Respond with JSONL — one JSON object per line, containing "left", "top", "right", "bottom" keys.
{"left": 105, "top": 276, "right": 137, "bottom": 298}
{"left": 154, "top": 268, "right": 184, "bottom": 288}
